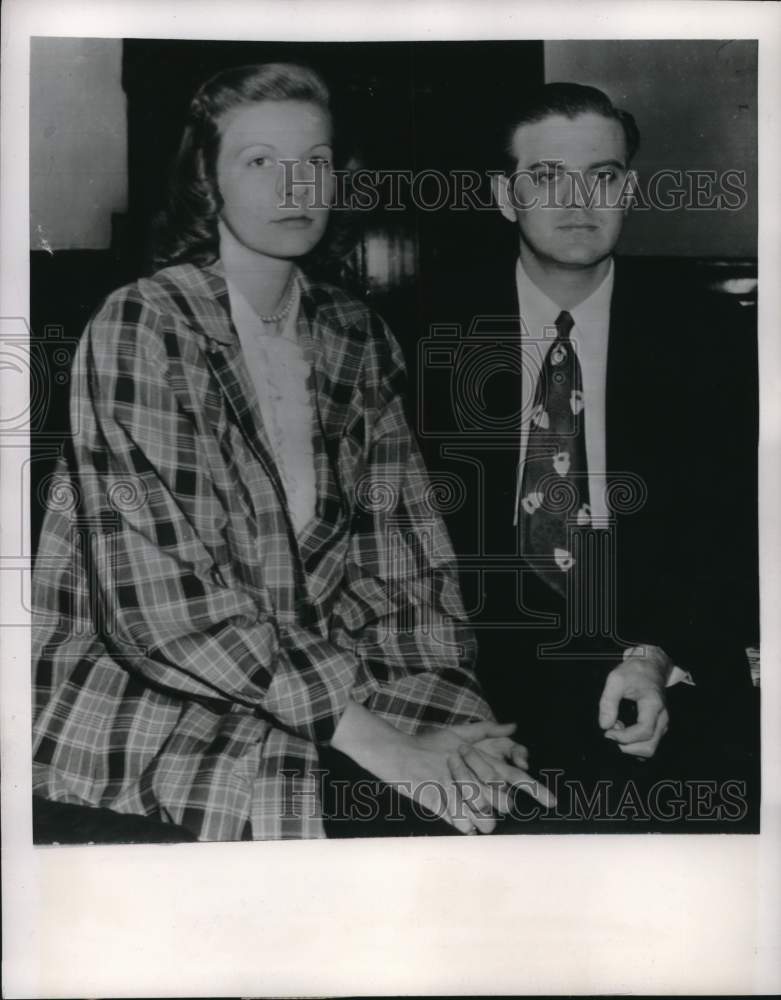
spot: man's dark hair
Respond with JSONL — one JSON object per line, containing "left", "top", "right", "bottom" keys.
{"left": 501, "top": 82, "right": 640, "bottom": 173}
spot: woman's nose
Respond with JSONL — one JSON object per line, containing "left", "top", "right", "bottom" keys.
{"left": 277, "top": 159, "right": 315, "bottom": 207}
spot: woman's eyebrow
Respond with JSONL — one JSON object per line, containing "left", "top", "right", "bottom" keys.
{"left": 235, "top": 141, "right": 277, "bottom": 154}
{"left": 235, "top": 140, "right": 334, "bottom": 154}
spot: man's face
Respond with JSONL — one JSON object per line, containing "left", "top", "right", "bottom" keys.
{"left": 496, "top": 111, "right": 630, "bottom": 270}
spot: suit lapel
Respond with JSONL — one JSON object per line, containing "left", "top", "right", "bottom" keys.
{"left": 606, "top": 259, "right": 677, "bottom": 533}
{"left": 469, "top": 261, "right": 526, "bottom": 547}
{"left": 605, "top": 259, "right": 650, "bottom": 478}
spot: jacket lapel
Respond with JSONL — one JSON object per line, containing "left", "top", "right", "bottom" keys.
{"left": 190, "top": 263, "right": 295, "bottom": 521}
{"left": 605, "top": 259, "right": 654, "bottom": 479}
{"left": 164, "top": 263, "right": 383, "bottom": 606}
{"left": 294, "top": 276, "right": 366, "bottom": 580}
{"left": 164, "top": 263, "right": 309, "bottom": 612}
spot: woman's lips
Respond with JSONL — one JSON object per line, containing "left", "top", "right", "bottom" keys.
{"left": 272, "top": 216, "right": 314, "bottom": 228}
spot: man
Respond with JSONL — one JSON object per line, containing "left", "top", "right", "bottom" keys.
{"left": 424, "top": 83, "right": 758, "bottom": 827}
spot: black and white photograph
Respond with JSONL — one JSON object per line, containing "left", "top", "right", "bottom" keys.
{"left": 2, "top": 0, "right": 780, "bottom": 995}
{"left": 26, "top": 33, "right": 761, "bottom": 842}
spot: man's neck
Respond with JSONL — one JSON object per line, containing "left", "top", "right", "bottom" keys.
{"left": 519, "top": 246, "right": 613, "bottom": 311}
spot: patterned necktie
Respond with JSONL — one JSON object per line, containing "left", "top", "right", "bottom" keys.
{"left": 520, "top": 309, "right": 590, "bottom": 595}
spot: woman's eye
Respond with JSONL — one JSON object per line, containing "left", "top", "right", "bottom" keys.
{"left": 309, "top": 156, "right": 332, "bottom": 167}
{"left": 249, "top": 156, "right": 273, "bottom": 167}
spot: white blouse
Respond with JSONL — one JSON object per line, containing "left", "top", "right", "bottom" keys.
{"left": 226, "top": 275, "right": 317, "bottom": 537}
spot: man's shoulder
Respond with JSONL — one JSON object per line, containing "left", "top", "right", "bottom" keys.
{"left": 611, "top": 256, "right": 753, "bottom": 334}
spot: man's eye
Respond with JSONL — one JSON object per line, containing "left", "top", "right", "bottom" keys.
{"left": 309, "top": 156, "right": 332, "bottom": 167}
{"left": 595, "top": 169, "right": 618, "bottom": 181}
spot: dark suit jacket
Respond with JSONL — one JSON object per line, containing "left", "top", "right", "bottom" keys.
{"left": 419, "top": 253, "right": 758, "bottom": 704}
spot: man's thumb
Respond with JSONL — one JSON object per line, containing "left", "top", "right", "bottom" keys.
{"left": 598, "top": 675, "right": 622, "bottom": 730}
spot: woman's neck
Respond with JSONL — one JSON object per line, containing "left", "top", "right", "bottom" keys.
{"left": 218, "top": 219, "right": 295, "bottom": 317}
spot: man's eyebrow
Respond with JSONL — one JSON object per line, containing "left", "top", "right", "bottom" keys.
{"left": 523, "top": 158, "right": 627, "bottom": 171}
{"left": 587, "top": 158, "right": 627, "bottom": 170}
{"left": 526, "top": 160, "right": 566, "bottom": 171}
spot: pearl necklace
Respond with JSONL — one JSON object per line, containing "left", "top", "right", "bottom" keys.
{"left": 257, "top": 277, "right": 296, "bottom": 325}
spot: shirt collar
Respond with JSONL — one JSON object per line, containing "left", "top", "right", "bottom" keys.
{"left": 515, "top": 255, "right": 615, "bottom": 333}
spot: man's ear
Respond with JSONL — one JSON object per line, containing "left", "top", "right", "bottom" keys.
{"left": 490, "top": 172, "right": 518, "bottom": 224}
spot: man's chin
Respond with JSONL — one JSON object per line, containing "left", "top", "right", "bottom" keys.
{"left": 550, "top": 250, "right": 613, "bottom": 270}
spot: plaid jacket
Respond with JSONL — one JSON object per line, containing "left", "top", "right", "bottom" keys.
{"left": 32, "top": 261, "right": 490, "bottom": 840}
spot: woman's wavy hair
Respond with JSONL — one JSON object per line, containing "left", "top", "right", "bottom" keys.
{"left": 150, "top": 62, "right": 338, "bottom": 273}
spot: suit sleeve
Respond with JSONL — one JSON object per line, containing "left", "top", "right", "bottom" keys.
{"left": 72, "top": 295, "right": 360, "bottom": 745}
{"left": 328, "top": 312, "right": 493, "bottom": 732}
{"left": 620, "top": 293, "right": 758, "bottom": 692}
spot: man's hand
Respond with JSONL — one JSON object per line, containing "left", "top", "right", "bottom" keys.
{"left": 598, "top": 646, "right": 673, "bottom": 759}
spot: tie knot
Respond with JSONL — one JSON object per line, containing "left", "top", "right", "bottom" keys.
{"left": 555, "top": 310, "right": 574, "bottom": 340}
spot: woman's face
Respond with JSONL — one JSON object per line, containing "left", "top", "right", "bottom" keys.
{"left": 215, "top": 99, "right": 334, "bottom": 260}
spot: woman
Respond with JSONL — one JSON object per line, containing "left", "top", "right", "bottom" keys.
{"left": 32, "top": 63, "right": 549, "bottom": 840}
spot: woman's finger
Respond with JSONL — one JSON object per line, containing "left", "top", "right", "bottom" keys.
{"left": 458, "top": 745, "right": 511, "bottom": 813}
{"left": 508, "top": 768, "right": 558, "bottom": 809}
{"left": 448, "top": 751, "right": 497, "bottom": 822}
{"left": 506, "top": 743, "right": 530, "bottom": 771}
{"left": 442, "top": 776, "right": 483, "bottom": 835}
{"left": 449, "top": 720, "right": 517, "bottom": 742}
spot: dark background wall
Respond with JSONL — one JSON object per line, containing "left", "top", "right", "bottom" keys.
{"left": 30, "top": 38, "right": 757, "bottom": 566}
{"left": 29, "top": 37, "right": 545, "bottom": 549}
{"left": 545, "top": 39, "right": 758, "bottom": 257}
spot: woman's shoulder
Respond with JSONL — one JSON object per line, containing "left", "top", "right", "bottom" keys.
{"left": 92, "top": 263, "right": 218, "bottom": 324}
{"left": 83, "top": 264, "right": 225, "bottom": 376}
{"left": 300, "top": 275, "right": 381, "bottom": 331}
{"left": 302, "top": 276, "right": 408, "bottom": 393}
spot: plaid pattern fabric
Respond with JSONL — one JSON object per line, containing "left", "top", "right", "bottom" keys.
{"left": 32, "top": 261, "right": 490, "bottom": 841}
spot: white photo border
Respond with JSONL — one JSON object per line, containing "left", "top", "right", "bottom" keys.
{"left": 2, "top": 0, "right": 780, "bottom": 995}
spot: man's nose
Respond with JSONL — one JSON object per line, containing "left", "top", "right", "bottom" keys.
{"left": 564, "top": 171, "right": 588, "bottom": 209}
